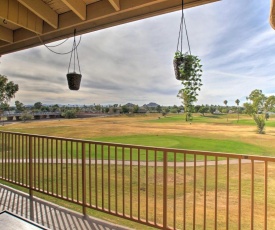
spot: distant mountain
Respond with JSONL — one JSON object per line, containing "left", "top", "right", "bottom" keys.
{"left": 124, "top": 103, "right": 135, "bottom": 107}
{"left": 143, "top": 102, "right": 160, "bottom": 108}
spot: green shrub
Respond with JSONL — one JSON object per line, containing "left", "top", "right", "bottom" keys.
{"left": 62, "top": 110, "right": 77, "bottom": 119}
{"left": 20, "top": 112, "right": 32, "bottom": 122}
{"left": 253, "top": 114, "right": 265, "bottom": 134}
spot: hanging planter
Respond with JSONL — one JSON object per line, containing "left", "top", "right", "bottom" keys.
{"left": 67, "top": 72, "right": 82, "bottom": 90}
{"left": 174, "top": 51, "right": 202, "bottom": 81}
{"left": 67, "top": 29, "right": 82, "bottom": 90}
{"left": 174, "top": 0, "right": 203, "bottom": 123}
{"left": 173, "top": 51, "right": 193, "bottom": 81}
{"left": 38, "top": 29, "right": 83, "bottom": 90}
{"left": 173, "top": 0, "right": 202, "bottom": 82}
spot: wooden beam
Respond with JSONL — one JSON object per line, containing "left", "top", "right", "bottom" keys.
{"left": 108, "top": 0, "right": 120, "bottom": 11}
{"left": 0, "top": 26, "right": 13, "bottom": 43}
{"left": 0, "top": 0, "right": 43, "bottom": 34}
{"left": 0, "top": 41, "right": 9, "bottom": 47}
{"left": 270, "top": 0, "right": 275, "bottom": 29}
{"left": 60, "top": 0, "right": 86, "bottom": 20}
{"left": 17, "top": 0, "right": 58, "bottom": 29}
{"left": 0, "top": 0, "right": 219, "bottom": 55}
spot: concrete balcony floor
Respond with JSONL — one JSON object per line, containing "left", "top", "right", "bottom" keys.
{"left": 0, "top": 184, "right": 130, "bottom": 230}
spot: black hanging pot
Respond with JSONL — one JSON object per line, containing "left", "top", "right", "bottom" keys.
{"left": 173, "top": 53, "right": 192, "bottom": 81}
{"left": 173, "top": 56, "right": 184, "bottom": 81}
{"left": 67, "top": 72, "right": 82, "bottom": 90}
{"left": 67, "top": 29, "right": 82, "bottom": 90}
{"left": 174, "top": 0, "right": 194, "bottom": 82}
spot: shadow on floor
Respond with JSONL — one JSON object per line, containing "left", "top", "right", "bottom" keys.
{"left": 0, "top": 184, "right": 130, "bottom": 230}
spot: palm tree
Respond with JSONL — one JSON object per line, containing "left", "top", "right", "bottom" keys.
{"left": 224, "top": 100, "right": 228, "bottom": 121}
{"left": 235, "top": 99, "right": 240, "bottom": 123}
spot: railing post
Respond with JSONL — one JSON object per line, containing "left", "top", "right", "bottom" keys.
{"left": 82, "top": 142, "right": 87, "bottom": 216}
{"left": 1, "top": 132, "right": 4, "bottom": 179}
{"left": 29, "top": 136, "right": 33, "bottom": 197}
{"left": 163, "top": 151, "right": 167, "bottom": 229}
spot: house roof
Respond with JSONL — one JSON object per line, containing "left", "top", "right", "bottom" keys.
{"left": 0, "top": 0, "right": 219, "bottom": 56}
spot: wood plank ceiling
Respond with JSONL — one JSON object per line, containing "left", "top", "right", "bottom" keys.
{"left": 0, "top": 0, "right": 219, "bottom": 56}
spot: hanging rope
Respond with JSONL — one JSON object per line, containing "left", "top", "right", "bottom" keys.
{"left": 176, "top": 0, "right": 192, "bottom": 55}
{"left": 176, "top": 14, "right": 183, "bottom": 53}
{"left": 36, "top": 33, "right": 82, "bottom": 55}
{"left": 46, "top": 38, "right": 69, "bottom": 47}
{"left": 67, "top": 29, "right": 81, "bottom": 74}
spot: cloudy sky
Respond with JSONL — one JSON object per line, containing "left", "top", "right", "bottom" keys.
{"left": 0, "top": 0, "right": 275, "bottom": 107}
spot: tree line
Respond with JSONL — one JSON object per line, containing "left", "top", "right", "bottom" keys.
{"left": 1, "top": 74, "right": 275, "bottom": 133}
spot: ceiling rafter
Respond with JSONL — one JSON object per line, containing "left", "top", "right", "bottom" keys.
{"left": 0, "top": 0, "right": 43, "bottom": 34}
{"left": 108, "top": 0, "right": 120, "bottom": 11}
{"left": 0, "top": 26, "right": 13, "bottom": 43}
{"left": 17, "top": 0, "right": 58, "bottom": 29}
{"left": 0, "top": 0, "right": 220, "bottom": 55}
{"left": 60, "top": 0, "right": 87, "bottom": 20}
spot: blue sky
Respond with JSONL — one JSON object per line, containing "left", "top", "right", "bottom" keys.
{"left": 1, "top": 0, "right": 275, "bottom": 107}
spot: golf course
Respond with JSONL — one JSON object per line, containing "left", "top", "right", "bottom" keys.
{"left": 2, "top": 113, "right": 275, "bottom": 156}
{"left": 1, "top": 113, "right": 275, "bottom": 229}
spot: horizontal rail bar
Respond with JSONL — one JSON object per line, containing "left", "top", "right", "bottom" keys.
{"left": 1, "top": 131, "right": 275, "bottom": 161}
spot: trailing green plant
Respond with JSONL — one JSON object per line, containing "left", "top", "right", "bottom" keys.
{"left": 174, "top": 51, "right": 202, "bottom": 81}
{"left": 177, "top": 52, "right": 203, "bottom": 122}
{"left": 174, "top": 0, "right": 203, "bottom": 122}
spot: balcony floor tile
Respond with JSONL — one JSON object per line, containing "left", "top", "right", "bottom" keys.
{"left": 0, "top": 184, "right": 131, "bottom": 230}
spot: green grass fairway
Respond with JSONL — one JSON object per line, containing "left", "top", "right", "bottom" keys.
{"left": 147, "top": 113, "right": 275, "bottom": 126}
{"left": 1, "top": 113, "right": 275, "bottom": 157}
{"left": 92, "top": 134, "right": 268, "bottom": 156}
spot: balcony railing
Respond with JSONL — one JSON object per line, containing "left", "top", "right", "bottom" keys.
{"left": 0, "top": 131, "right": 275, "bottom": 229}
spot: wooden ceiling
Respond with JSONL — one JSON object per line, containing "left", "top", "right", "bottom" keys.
{"left": 0, "top": 0, "right": 219, "bottom": 56}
